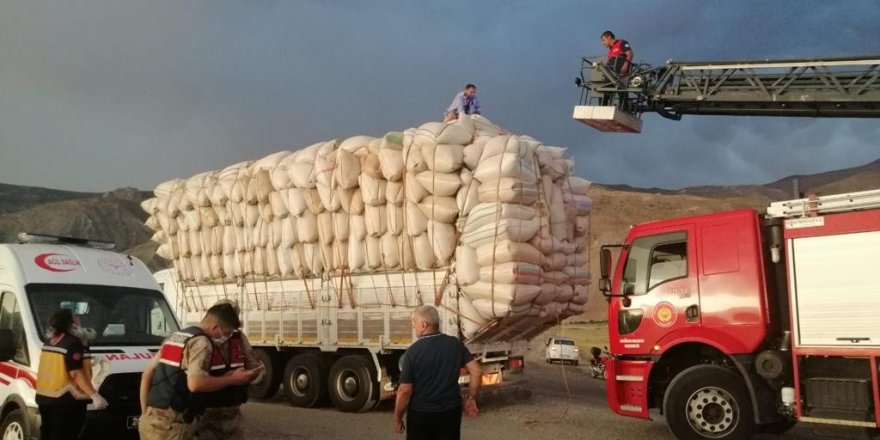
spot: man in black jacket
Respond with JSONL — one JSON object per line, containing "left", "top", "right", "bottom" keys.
{"left": 393, "top": 306, "right": 482, "bottom": 440}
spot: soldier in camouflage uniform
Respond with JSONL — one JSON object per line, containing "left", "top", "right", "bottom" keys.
{"left": 138, "top": 304, "right": 257, "bottom": 440}
{"left": 193, "top": 300, "right": 264, "bottom": 440}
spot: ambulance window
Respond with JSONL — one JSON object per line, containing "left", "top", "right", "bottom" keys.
{"left": 149, "top": 299, "right": 172, "bottom": 337}
{"left": 0, "top": 293, "right": 29, "bottom": 366}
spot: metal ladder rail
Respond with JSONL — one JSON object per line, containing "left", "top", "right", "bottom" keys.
{"left": 655, "top": 59, "right": 880, "bottom": 97}
{"left": 766, "top": 189, "right": 880, "bottom": 219}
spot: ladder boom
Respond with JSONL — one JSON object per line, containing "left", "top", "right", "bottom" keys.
{"left": 574, "top": 55, "right": 880, "bottom": 131}
{"left": 766, "top": 189, "right": 880, "bottom": 219}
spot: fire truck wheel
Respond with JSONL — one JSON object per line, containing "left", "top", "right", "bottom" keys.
{"left": 328, "top": 355, "right": 379, "bottom": 413}
{"left": 249, "top": 348, "right": 281, "bottom": 399}
{"left": 0, "top": 409, "right": 29, "bottom": 440}
{"left": 283, "top": 353, "right": 330, "bottom": 408}
{"left": 664, "top": 365, "right": 755, "bottom": 440}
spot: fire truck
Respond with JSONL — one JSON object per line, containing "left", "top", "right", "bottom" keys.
{"left": 577, "top": 56, "right": 880, "bottom": 438}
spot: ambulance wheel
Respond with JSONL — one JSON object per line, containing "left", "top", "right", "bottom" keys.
{"left": 249, "top": 348, "right": 281, "bottom": 399}
{"left": 0, "top": 409, "right": 29, "bottom": 440}
{"left": 283, "top": 353, "right": 330, "bottom": 408}
{"left": 664, "top": 365, "right": 755, "bottom": 440}
{"left": 328, "top": 355, "right": 379, "bottom": 412}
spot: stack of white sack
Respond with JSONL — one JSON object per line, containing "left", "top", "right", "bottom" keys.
{"left": 143, "top": 115, "right": 592, "bottom": 339}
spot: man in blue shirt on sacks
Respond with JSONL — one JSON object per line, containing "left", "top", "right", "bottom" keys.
{"left": 443, "top": 84, "right": 481, "bottom": 123}
{"left": 393, "top": 305, "right": 482, "bottom": 440}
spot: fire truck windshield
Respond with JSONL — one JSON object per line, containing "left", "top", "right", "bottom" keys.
{"left": 26, "top": 283, "right": 180, "bottom": 346}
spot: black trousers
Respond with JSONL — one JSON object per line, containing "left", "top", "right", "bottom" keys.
{"left": 407, "top": 406, "right": 462, "bottom": 440}
{"left": 38, "top": 403, "right": 87, "bottom": 440}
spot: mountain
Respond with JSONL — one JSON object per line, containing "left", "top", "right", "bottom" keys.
{"left": 0, "top": 183, "right": 93, "bottom": 215}
{"left": 765, "top": 158, "right": 880, "bottom": 196}
{"left": 2, "top": 155, "right": 879, "bottom": 321}
{"left": 0, "top": 186, "right": 153, "bottom": 254}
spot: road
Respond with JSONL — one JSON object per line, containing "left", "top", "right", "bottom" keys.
{"left": 241, "top": 359, "right": 821, "bottom": 440}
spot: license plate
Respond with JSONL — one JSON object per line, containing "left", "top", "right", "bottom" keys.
{"left": 481, "top": 373, "right": 502, "bottom": 385}
{"left": 127, "top": 416, "right": 139, "bottom": 430}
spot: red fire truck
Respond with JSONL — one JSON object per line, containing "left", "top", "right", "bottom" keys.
{"left": 575, "top": 55, "right": 880, "bottom": 439}
{"left": 598, "top": 189, "right": 880, "bottom": 439}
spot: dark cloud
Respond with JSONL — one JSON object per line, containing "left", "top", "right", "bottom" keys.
{"left": 1, "top": 0, "right": 878, "bottom": 192}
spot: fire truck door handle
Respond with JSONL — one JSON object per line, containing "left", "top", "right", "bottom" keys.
{"left": 836, "top": 337, "right": 870, "bottom": 343}
{"left": 685, "top": 305, "right": 699, "bottom": 322}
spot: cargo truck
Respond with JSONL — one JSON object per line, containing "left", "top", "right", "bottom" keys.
{"left": 154, "top": 268, "right": 534, "bottom": 412}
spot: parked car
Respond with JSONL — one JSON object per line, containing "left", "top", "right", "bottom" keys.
{"left": 544, "top": 337, "right": 580, "bottom": 365}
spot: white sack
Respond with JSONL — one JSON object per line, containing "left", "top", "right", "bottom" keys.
{"left": 455, "top": 245, "right": 480, "bottom": 285}
{"left": 415, "top": 171, "right": 461, "bottom": 198}
{"left": 479, "top": 262, "right": 543, "bottom": 285}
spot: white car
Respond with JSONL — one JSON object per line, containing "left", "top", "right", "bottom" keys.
{"left": 544, "top": 337, "right": 580, "bottom": 365}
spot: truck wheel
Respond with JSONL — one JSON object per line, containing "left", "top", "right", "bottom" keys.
{"left": 249, "top": 348, "right": 281, "bottom": 399}
{"left": 328, "top": 355, "right": 379, "bottom": 412}
{"left": 1, "top": 409, "right": 29, "bottom": 440}
{"left": 663, "top": 365, "right": 755, "bottom": 440}
{"left": 283, "top": 353, "right": 330, "bottom": 408}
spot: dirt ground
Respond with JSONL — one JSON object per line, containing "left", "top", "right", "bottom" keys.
{"left": 241, "top": 333, "right": 822, "bottom": 440}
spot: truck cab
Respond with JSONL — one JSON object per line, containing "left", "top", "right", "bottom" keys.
{"left": 599, "top": 209, "right": 783, "bottom": 439}
{"left": 0, "top": 233, "right": 179, "bottom": 439}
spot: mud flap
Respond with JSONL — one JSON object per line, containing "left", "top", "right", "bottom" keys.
{"left": 605, "top": 359, "right": 653, "bottom": 419}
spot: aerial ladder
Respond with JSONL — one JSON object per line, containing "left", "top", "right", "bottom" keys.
{"left": 573, "top": 55, "right": 880, "bottom": 133}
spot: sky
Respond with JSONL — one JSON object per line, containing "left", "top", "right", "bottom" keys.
{"left": 1, "top": 0, "right": 879, "bottom": 193}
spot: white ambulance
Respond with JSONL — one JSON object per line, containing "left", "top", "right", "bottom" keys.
{"left": 0, "top": 233, "right": 179, "bottom": 439}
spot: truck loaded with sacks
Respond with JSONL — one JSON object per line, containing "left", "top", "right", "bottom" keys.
{"left": 142, "top": 115, "right": 592, "bottom": 412}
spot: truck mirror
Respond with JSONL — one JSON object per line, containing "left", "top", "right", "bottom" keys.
{"left": 0, "top": 329, "right": 14, "bottom": 362}
{"left": 598, "top": 278, "right": 611, "bottom": 295}
{"left": 600, "top": 248, "right": 612, "bottom": 279}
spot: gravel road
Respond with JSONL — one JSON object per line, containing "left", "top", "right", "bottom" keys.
{"left": 241, "top": 359, "right": 821, "bottom": 440}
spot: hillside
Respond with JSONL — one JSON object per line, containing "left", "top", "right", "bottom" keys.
{"left": 0, "top": 186, "right": 152, "bottom": 253}
{"left": 0, "top": 183, "right": 93, "bottom": 215}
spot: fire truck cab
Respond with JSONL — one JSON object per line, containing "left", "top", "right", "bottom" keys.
{"left": 599, "top": 189, "right": 880, "bottom": 439}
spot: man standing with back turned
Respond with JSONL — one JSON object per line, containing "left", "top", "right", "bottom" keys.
{"left": 393, "top": 305, "right": 482, "bottom": 440}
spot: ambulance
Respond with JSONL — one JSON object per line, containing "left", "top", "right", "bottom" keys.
{"left": 0, "top": 233, "right": 179, "bottom": 439}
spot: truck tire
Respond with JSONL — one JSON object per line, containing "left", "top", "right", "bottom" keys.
{"left": 663, "top": 365, "right": 755, "bottom": 440}
{"left": 328, "top": 355, "right": 379, "bottom": 413}
{"left": 249, "top": 348, "right": 281, "bottom": 399}
{"left": 282, "top": 353, "right": 330, "bottom": 408}
{"left": 0, "top": 409, "right": 29, "bottom": 440}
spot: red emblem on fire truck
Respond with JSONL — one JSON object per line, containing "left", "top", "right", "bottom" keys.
{"left": 652, "top": 302, "right": 677, "bottom": 328}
